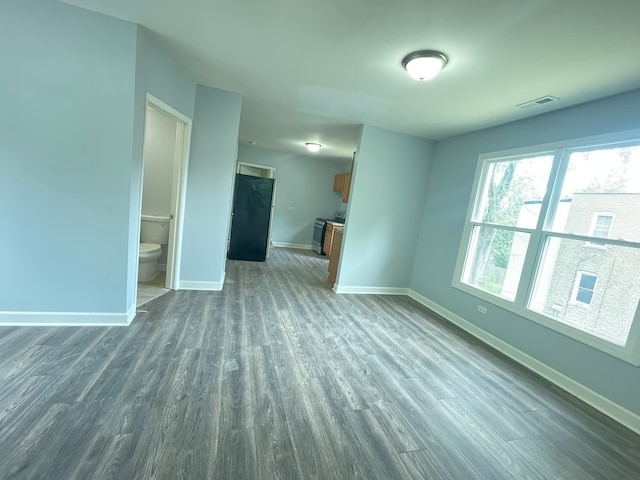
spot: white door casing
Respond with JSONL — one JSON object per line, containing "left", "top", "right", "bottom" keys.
{"left": 138, "top": 94, "right": 192, "bottom": 294}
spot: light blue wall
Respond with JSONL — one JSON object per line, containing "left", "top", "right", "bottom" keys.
{"left": 0, "top": 0, "right": 137, "bottom": 313}
{"left": 129, "top": 28, "right": 197, "bottom": 308}
{"left": 180, "top": 85, "right": 242, "bottom": 286}
{"left": 134, "top": 29, "right": 197, "bottom": 120}
{"left": 339, "top": 126, "right": 434, "bottom": 289}
{"left": 410, "top": 89, "right": 640, "bottom": 415}
{"left": 237, "top": 146, "right": 350, "bottom": 246}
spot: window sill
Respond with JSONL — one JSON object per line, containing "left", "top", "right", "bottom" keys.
{"left": 452, "top": 280, "right": 640, "bottom": 366}
{"left": 568, "top": 300, "right": 592, "bottom": 309}
{"left": 582, "top": 243, "right": 608, "bottom": 250}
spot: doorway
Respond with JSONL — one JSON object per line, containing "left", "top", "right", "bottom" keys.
{"left": 136, "top": 95, "right": 192, "bottom": 305}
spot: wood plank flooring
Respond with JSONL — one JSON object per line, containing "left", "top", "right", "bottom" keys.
{"left": 1, "top": 247, "right": 639, "bottom": 479}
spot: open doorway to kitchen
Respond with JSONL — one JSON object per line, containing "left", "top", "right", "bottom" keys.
{"left": 136, "top": 95, "right": 192, "bottom": 306}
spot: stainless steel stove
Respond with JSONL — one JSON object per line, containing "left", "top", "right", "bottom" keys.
{"left": 312, "top": 212, "right": 346, "bottom": 255}
{"left": 312, "top": 218, "right": 328, "bottom": 255}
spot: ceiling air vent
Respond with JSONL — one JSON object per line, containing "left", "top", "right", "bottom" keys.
{"left": 517, "top": 95, "right": 559, "bottom": 109}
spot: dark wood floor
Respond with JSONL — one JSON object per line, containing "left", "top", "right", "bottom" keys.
{"left": 1, "top": 248, "right": 639, "bottom": 479}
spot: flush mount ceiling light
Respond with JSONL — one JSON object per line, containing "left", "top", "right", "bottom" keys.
{"left": 402, "top": 50, "right": 448, "bottom": 81}
{"left": 305, "top": 142, "right": 322, "bottom": 152}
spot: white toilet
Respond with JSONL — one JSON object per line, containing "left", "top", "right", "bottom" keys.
{"left": 138, "top": 214, "right": 170, "bottom": 283}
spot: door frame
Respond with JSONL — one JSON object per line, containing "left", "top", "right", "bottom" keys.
{"left": 140, "top": 94, "right": 192, "bottom": 291}
{"left": 237, "top": 161, "right": 275, "bottom": 178}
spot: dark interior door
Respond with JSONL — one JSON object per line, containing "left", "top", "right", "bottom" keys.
{"left": 228, "top": 174, "right": 275, "bottom": 262}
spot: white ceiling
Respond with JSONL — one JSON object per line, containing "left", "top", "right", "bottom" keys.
{"left": 61, "top": 0, "right": 640, "bottom": 161}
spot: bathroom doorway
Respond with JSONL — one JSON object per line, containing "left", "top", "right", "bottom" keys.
{"left": 137, "top": 95, "right": 192, "bottom": 304}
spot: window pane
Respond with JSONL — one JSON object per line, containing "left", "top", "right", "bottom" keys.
{"left": 550, "top": 146, "right": 640, "bottom": 241}
{"left": 529, "top": 236, "right": 640, "bottom": 346}
{"left": 592, "top": 214, "right": 613, "bottom": 239}
{"left": 580, "top": 274, "right": 596, "bottom": 290}
{"left": 462, "top": 226, "right": 530, "bottom": 301}
{"left": 576, "top": 288, "right": 593, "bottom": 304}
{"left": 475, "top": 156, "right": 553, "bottom": 228}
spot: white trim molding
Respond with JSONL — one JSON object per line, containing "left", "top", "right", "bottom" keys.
{"left": 0, "top": 311, "right": 132, "bottom": 327}
{"left": 179, "top": 277, "right": 225, "bottom": 291}
{"left": 272, "top": 242, "right": 312, "bottom": 250}
{"left": 333, "top": 285, "right": 409, "bottom": 295}
{"left": 407, "top": 289, "right": 640, "bottom": 435}
{"left": 143, "top": 94, "right": 193, "bottom": 293}
{"left": 126, "top": 304, "right": 137, "bottom": 325}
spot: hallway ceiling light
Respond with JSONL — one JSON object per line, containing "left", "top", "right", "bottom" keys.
{"left": 402, "top": 50, "right": 448, "bottom": 81}
{"left": 305, "top": 142, "right": 322, "bottom": 152}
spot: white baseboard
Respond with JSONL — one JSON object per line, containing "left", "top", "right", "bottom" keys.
{"left": 0, "top": 310, "right": 131, "bottom": 327}
{"left": 272, "top": 242, "right": 312, "bottom": 250}
{"left": 126, "top": 304, "right": 137, "bottom": 325}
{"left": 334, "top": 285, "right": 409, "bottom": 295}
{"left": 179, "top": 272, "right": 225, "bottom": 291}
{"left": 407, "top": 289, "right": 640, "bottom": 435}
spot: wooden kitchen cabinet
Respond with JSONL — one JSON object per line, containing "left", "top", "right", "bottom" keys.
{"left": 328, "top": 228, "right": 343, "bottom": 286}
{"left": 333, "top": 172, "right": 351, "bottom": 193}
{"left": 342, "top": 154, "right": 354, "bottom": 202}
{"left": 333, "top": 173, "right": 344, "bottom": 192}
{"left": 332, "top": 172, "right": 350, "bottom": 196}
{"left": 323, "top": 222, "right": 334, "bottom": 257}
{"left": 323, "top": 222, "right": 344, "bottom": 258}
{"left": 333, "top": 154, "right": 355, "bottom": 202}
{"left": 341, "top": 173, "right": 351, "bottom": 203}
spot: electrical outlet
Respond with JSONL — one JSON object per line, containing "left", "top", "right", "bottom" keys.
{"left": 477, "top": 305, "right": 488, "bottom": 314}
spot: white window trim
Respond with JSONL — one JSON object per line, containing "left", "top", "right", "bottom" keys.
{"left": 452, "top": 128, "right": 640, "bottom": 365}
{"left": 585, "top": 212, "right": 615, "bottom": 248}
{"left": 570, "top": 271, "right": 598, "bottom": 306}
{"left": 588, "top": 212, "right": 615, "bottom": 238}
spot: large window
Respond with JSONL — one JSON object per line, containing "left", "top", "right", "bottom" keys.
{"left": 455, "top": 133, "right": 640, "bottom": 363}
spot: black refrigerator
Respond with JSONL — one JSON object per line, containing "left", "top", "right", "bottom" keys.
{"left": 227, "top": 174, "right": 275, "bottom": 262}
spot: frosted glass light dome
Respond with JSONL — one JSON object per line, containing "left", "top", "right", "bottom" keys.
{"left": 305, "top": 142, "right": 322, "bottom": 152}
{"left": 402, "top": 50, "right": 448, "bottom": 81}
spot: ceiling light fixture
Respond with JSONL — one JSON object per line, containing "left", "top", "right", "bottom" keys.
{"left": 305, "top": 142, "right": 322, "bottom": 152}
{"left": 402, "top": 50, "right": 448, "bottom": 81}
